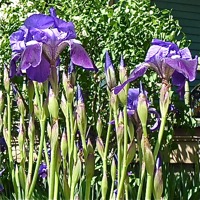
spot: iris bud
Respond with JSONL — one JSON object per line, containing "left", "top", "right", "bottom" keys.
{"left": 101, "top": 173, "right": 108, "bottom": 199}
{"left": 111, "top": 157, "right": 116, "bottom": 182}
{"left": 110, "top": 91, "right": 118, "bottom": 111}
{"left": 119, "top": 55, "right": 127, "bottom": 83}
{"left": 128, "top": 119, "right": 134, "bottom": 141}
{"left": 17, "top": 96, "right": 25, "bottom": 116}
{"left": 0, "top": 91, "right": 4, "bottom": 113}
{"left": 96, "top": 116, "right": 103, "bottom": 137}
{"left": 137, "top": 93, "right": 148, "bottom": 128}
{"left": 86, "top": 152, "right": 95, "bottom": 180}
{"left": 48, "top": 89, "right": 59, "bottom": 120}
{"left": 160, "top": 83, "right": 171, "bottom": 117}
{"left": 141, "top": 135, "right": 155, "bottom": 176}
{"left": 116, "top": 123, "right": 124, "bottom": 142}
{"left": 4, "top": 68, "right": 10, "bottom": 92}
{"left": 105, "top": 51, "right": 117, "bottom": 90}
{"left": 28, "top": 116, "right": 35, "bottom": 142}
{"left": 51, "top": 120, "right": 59, "bottom": 147}
{"left": 76, "top": 85, "right": 87, "bottom": 136}
{"left": 153, "top": 155, "right": 163, "bottom": 199}
{"left": 61, "top": 93, "right": 67, "bottom": 117}
{"left": 96, "top": 137, "right": 104, "bottom": 159}
{"left": 126, "top": 140, "right": 136, "bottom": 166}
{"left": 117, "top": 88, "right": 127, "bottom": 105}
{"left": 61, "top": 131, "right": 68, "bottom": 159}
{"left": 71, "top": 158, "right": 82, "bottom": 188}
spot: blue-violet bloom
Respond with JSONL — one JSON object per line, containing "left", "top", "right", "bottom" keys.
{"left": 114, "top": 39, "right": 198, "bottom": 99}
{"left": 10, "top": 7, "right": 96, "bottom": 82}
{"left": 39, "top": 163, "right": 47, "bottom": 179}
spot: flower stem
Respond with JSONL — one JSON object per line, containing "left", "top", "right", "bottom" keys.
{"left": 6, "top": 92, "right": 18, "bottom": 197}
{"left": 85, "top": 177, "right": 92, "bottom": 200}
{"left": 28, "top": 119, "right": 46, "bottom": 199}
{"left": 117, "top": 105, "right": 128, "bottom": 199}
{"left": 137, "top": 163, "right": 145, "bottom": 200}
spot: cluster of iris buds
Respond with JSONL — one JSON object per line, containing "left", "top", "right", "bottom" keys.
{"left": 2, "top": 7, "right": 198, "bottom": 200}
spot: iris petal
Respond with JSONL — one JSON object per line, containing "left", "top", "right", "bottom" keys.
{"left": 24, "top": 14, "right": 54, "bottom": 29}
{"left": 70, "top": 42, "right": 97, "bottom": 71}
{"left": 165, "top": 56, "right": 198, "bottom": 81}
{"left": 20, "top": 41, "right": 42, "bottom": 70}
{"left": 26, "top": 56, "right": 50, "bottom": 82}
{"left": 148, "top": 107, "right": 161, "bottom": 132}
{"left": 114, "top": 63, "right": 148, "bottom": 94}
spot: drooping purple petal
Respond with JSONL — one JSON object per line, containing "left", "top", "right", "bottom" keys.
{"left": 10, "top": 53, "right": 21, "bottom": 78}
{"left": 165, "top": 56, "right": 198, "bottom": 82}
{"left": 148, "top": 107, "right": 161, "bottom": 132}
{"left": 20, "top": 41, "right": 42, "bottom": 70}
{"left": 114, "top": 63, "right": 148, "bottom": 94}
{"left": 127, "top": 88, "right": 140, "bottom": 111}
{"left": 26, "top": 56, "right": 50, "bottom": 82}
{"left": 172, "top": 71, "right": 186, "bottom": 100}
{"left": 70, "top": 42, "right": 97, "bottom": 71}
{"left": 24, "top": 14, "right": 54, "bottom": 29}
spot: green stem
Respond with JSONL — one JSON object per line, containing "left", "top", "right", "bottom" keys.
{"left": 103, "top": 106, "right": 112, "bottom": 171}
{"left": 137, "top": 163, "right": 145, "bottom": 200}
{"left": 7, "top": 93, "right": 18, "bottom": 197}
{"left": 145, "top": 173, "right": 153, "bottom": 200}
{"left": 109, "top": 181, "right": 115, "bottom": 200}
{"left": 49, "top": 141, "right": 58, "bottom": 199}
{"left": 153, "top": 115, "right": 167, "bottom": 159}
{"left": 43, "top": 137, "right": 50, "bottom": 183}
{"left": 54, "top": 170, "right": 59, "bottom": 200}
{"left": 28, "top": 119, "right": 46, "bottom": 199}
{"left": 117, "top": 105, "right": 128, "bottom": 199}
{"left": 85, "top": 177, "right": 92, "bottom": 200}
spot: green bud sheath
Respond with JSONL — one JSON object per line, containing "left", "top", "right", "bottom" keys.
{"left": 48, "top": 89, "right": 59, "bottom": 120}
{"left": 119, "top": 66, "right": 127, "bottom": 84}
{"left": 154, "top": 168, "right": 163, "bottom": 200}
{"left": 0, "top": 91, "right": 4, "bottom": 113}
{"left": 71, "top": 158, "right": 82, "bottom": 187}
{"left": 141, "top": 136, "right": 155, "bottom": 176}
{"left": 61, "top": 132, "right": 68, "bottom": 159}
{"left": 117, "top": 88, "right": 127, "bottom": 106}
{"left": 128, "top": 119, "right": 134, "bottom": 141}
{"left": 137, "top": 93, "right": 148, "bottom": 128}
{"left": 87, "top": 138, "right": 94, "bottom": 154}
{"left": 86, "top": 153, "right": 95, "bottom": 180}
{"left": 51, "top": 120, "right": 59, "bottom": 147}
{"left": 106, "top": 67, "right": 117, "bottom": 90}
{"left": 76, "top": 102, "right": 87, "bottom": 136}
{"left": 96, "top": 137, "right": 104, "bottom": 159}
{"left": 28, "top": 116, "right": 35, "bottom": 142}
{"left": 111, "top": 157, "right": 116, "bottom": 182}
{"left": 17, "top": 97, "right": 25, "bottom": 116}
{"left": 116, "top": 123, "right": 124, "bottom": 142}
{"left": 127, "top": 140, "right": 136, "bottom": 166}
{"left": 101, "top": 173, "right": 108, "bottom": 199}
{"left": 19, "top": 165, "right": 26, "bottom": 190}
{"left": 4, "top": 68, "right": 10, "bottom": 92}
{"left": 160, "top": 83, "right": 171, "bottom": 117}
{"left": 110, "top": 91, "right": 118, "bottom": 111}
{"left": 96, "top": 116, "right": 103, "bottom": 137}
{"left": 27, "top": 81, "right": 35, "bottom": 103}
{"left": 61, "top": 93, "right": 67, "bottom": 117}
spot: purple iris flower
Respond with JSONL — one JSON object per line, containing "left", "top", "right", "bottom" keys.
{"left": 128, "top": 88, "right": 160, "bottom": 132}
{"left": 114, "top": 39, "right": 198, "bottom": 99}
{"left": 38, "top": 163, "right": 47, "bottom": 179}
{"left": 10, "top": 7, "right": 96, "bottom": 83}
